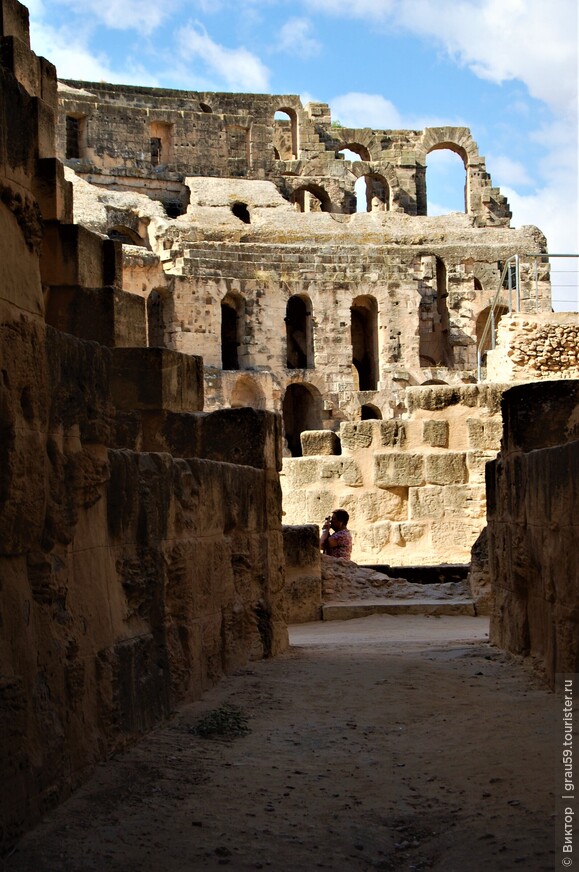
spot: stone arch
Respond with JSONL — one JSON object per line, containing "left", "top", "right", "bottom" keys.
{"left": 331, "top": 128, "right": 378, "bottom": 160}
{"left": 282, "top": 382, "right": 324, "bottom": 458}
{"left": 361, "top": 404, "right": 382, "bottom": 420}
{"left": 147, "top": 289, "right": 168, "bottom": 348}
{"left": 476, "top": 305, "right": 509, "bottom": 360}
{"left": 421, "top": 379, "right": 449, "bottom": 386}
{"left": 273, "top": 108, "right": 298, "bottom": 160}
{"left": 355, "top": 173, "right": 390, "bottom": 212}
{"left": 337, "top": 143, "right": 371, "bottom": 162}
{"left": 418, "top": 128, "right": 481, "bottom": 216}
{"left": 418, "top": 256, "right": 453, "bottom": 368}
{"left": 230, "top": 374, "right": 266, "bottom": 410}
{"left": 290, "top": 183, "right": 332, "bottom": 213}
{"left": 221, "top": 291, "right": 244, "bottom": 370}
{"left": 107, "top": 225, "right": 145, "bottom": 246}
{"left": 351, "top": 295, "right": 379, "bottom": 390}
{"left": 286, "top": 294, "right": 313, "bottom": 369}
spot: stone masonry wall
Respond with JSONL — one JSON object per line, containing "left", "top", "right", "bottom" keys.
{"left": 486, "top": 312, "right": 579, "bottom": 382}
{"left": 57, "top": 80, "right": 512, "bottom": 226}
{"left": 64, "top": 171, "right": 551, "bottom": 438}
{"left": 0, "top": 1, "right": 287, "bottom": 850}
{"left": 281, "top": 385, "right": 506, "bottom": 566}
{"left": 488, "top": 382, "right": 579, "bottom": 687}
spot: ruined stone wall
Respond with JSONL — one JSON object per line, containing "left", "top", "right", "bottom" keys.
{"left": 0, "top": 0, "right": 287, "bottom": 849}
{"left": 57, "top": 80, "right": 512, "bottom": 226}
{"left": 281, "top": 385, "right": 506, "bottom": 566}
{"left": 282, "top": 525, "right": 322, "bottom": 623}
{"left": 64, "top": 170, "right": 550, "bottom": 441}
{"left": 486, "top": 312, "right": 579, "bottom": 382}
{"left": 488, "top": 382, "right": 579, "bottom": 687}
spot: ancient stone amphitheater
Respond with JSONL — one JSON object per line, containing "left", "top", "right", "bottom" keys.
{"left": 0, "top": 0, "right": 577, "bottom": 850}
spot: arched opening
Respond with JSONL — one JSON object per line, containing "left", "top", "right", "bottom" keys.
{"left": 476, "top": 305, "right": 509, "bottom": 361}
{"left": 337, "top": 147, "right": 365, "bottom": 213}
{"left": 147, "top": 290, "right": 167, "bottom": 348}
{"left": 361, "top": 174, "right": 389, "bottom": 212}
{"left": 107, "top": 225, "right": 145, "bottom": 246}
{"left": 351, "top": 295, "right": 379, "bottom": 390}
{"left": 65, "top": 114, "right": 86, "bottom": 160}
{"left": 282, "top": 383, "right": 323, "bottom": 458}
{"left": 199, "top": 102, "right": 212, "bottom": 113}
{"left": 230, "top": 375, "right": 266, "bottom": 410}
{"left": 273, "top": 108, "right": 298, "bottom": 160}
{"left": 286, "top": 295, "right": 313, "bottom": 369}
{"left": 231, "top": 202, "right": 251, "bottom": 224}
{"left": 290, "top": 184, "right": 331, "bottom": 213}
{"left": 421, "top": 379, "right": 448, "bottom": 386}
{"left": 419, "top": 257, "right": 453, "bottom": 367}
{"left": 361, "top": 404, "right": 382, "bottom": 420}
{"left": 337, "top": 144, "right": 371, "bottom": 162}
{"left": 150, "top": 121, "right": 173, "bottom": 167}
{"left": 425, "top": 146, "right": 468, "bottom": 215}
{"left": 221, "top": 293, "right": 243, "bottom": 370}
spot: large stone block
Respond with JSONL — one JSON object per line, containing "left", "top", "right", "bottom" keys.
{"left": 374, "top": 453, "right": 425, "bottom": 487}
{"left": 425, "top": 452, "right": 468, "bottom": 485}
{"left": 283, "top": 525, "right": 322, "bottom": 623}
{"left": 282, "top": 457, "right": 320, "bottom": 487}
{"left": 305, "top": 489, "right": 336, "bottom": 525}
{"left": 409, "top": 486, "right": 444, "bottom": 520}
{"left": 339, "top": 421, "right": 374, "bottom": 452}
{"left": 443, "top": 484, "right": 486, "bottom": 518}
{"left": 354, "top": 488, "right": 408, "bottom": 522}
{"left": 467, "top": 417, "right": 503, "bottom": 450}
{"left": 318, "top": 457, "right": 363, "bottom": 487}
{"left": 33, "top": 158, "right": 73, "bottom": 223}
{"left": 40, "top": 222, "right": 122, "bottom": 289}
{"left": 301, "top": 429, "right": 340, "bottom": 456}
{"left": 466, "top": 450, "right": 496, "bottom": 484}
{"left": 501, "top": 381, "right": 579, "bottom": 452}
{"left": 45, "top": 285, "right": 146, "bottom": 347}
{"left": 379, "top": 420, "right": 406, "bottom": 448}
{"left": 110, "top": 348, "right": 204, "bottom": 413}
{"left": 422, "top": 419, "right": 449, "bottom": 448}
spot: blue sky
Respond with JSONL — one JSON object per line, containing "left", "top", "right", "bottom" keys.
{"left": 27, "top": 0, "right": 578, "bottom": 308}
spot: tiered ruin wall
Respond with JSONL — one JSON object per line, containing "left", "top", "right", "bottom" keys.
{"left": 57, "top": 79, "right": 512, "bottom": 225}
{"left": 0, "top": 0, "right": 287, "bottom": 850}
{"left": 488, "top": 382, "right": 579, "bottom": 687}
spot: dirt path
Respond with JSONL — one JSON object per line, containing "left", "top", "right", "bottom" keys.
{"left": 4, "top": 615, "right": 556, "bottom": 872}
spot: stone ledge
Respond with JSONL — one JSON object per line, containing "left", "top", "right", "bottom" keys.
{"left": 322, "top": 600, "right": 476, "bottom": 620}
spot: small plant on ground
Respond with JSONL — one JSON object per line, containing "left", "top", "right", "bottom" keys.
{"left": 189, "top": 703, "right": 250, "bottom": 739}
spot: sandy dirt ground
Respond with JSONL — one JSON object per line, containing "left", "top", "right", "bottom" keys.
{"left": 4, "top": 615, "right": 557, "bottom": 872}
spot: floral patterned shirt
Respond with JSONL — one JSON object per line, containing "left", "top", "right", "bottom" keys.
{"left": 327, "top": 528, "right": 353, "bottom": 560}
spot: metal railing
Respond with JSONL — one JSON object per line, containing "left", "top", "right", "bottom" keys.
{"left": 476, "top": 253, "right": 579, "bottom": 381}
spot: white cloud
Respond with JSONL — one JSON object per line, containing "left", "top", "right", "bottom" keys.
{"left": 276, "top": 17, "right": 321, "bottom": 58}
{"left": 30, "top": 20, "right": 158, "bottom": 84}
{"left": 304, "top": 0, "right": 578, "bottom": 116}
{"left": 486, "top": 155, "right": 532, "bottom": 189}
{"left": 329, "top": 93, "right": 403, "bottom": 129}
{"left": 329, "top": 92, "right": 465, "bottom": 131}
{"left": 53, "top": 0, "right": 182, "bottom": 35}
{"left": 177, "top": 22, "right": 270, "bottom": 91}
